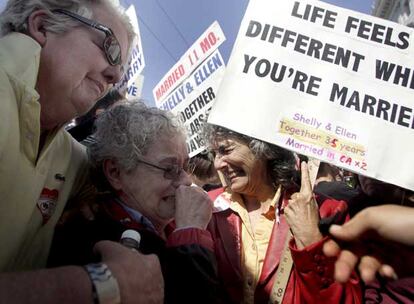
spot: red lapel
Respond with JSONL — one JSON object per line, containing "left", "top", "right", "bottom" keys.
{"left": 258, "top": 193, "right": 291, "bottom": 285}
{"left": 214, "top": 210, "right": 243, "bottom": 280}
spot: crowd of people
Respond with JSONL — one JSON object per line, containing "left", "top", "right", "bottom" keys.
{"left": 0, "top": 0, "right": 412, "bottom": 303}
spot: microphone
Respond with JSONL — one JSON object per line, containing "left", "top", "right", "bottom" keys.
{"left": 120, "top": 229, "right": 141, "bottom": 251}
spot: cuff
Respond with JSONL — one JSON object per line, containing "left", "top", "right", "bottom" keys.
{"left": 166, "top": 227, "right": 214, "bottom": 251}
{"left": 289, "top": 236, "right": 336, "bottom": 288}
{"left": 289, "top": 236, "right": 327, "bottom": 272}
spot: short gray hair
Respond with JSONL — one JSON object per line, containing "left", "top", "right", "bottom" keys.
{"left": 88, "top": 100, "right": 185, "bottom": 190}
{"left": 0, "top": 0, "right": 135, "bottom": 45}
{"left": 203, "top": 124, "right": 297, "bottom": 187}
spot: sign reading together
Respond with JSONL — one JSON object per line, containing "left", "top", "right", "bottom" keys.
{"left": 208, "top": 0, "right": 414, "bottom": 191}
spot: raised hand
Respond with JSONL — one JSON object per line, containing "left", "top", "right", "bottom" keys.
{"left": 284, "top": 162, "right": 322, "bottom": 249}
{"left": 174, "top": 185, "right": 213, "bottom": 230}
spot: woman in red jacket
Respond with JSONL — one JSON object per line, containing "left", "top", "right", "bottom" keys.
{"left": 204, "top": 125, "right": 362, "bottom": 304}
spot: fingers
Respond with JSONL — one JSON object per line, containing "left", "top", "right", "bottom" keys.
{"left": 379, "top": 264, "right": 398, "bottom": 280}
{"left": 174, "top": 185, "right": 212, "bottom": 229}
{"left": 358, "top": 256, "right": 382, "bottom": 283}
{"left": 332, "top": 248, "right": 386, "bottom": 284}
{"left": 323, "top": 239, "right": 341, "bottom": 257}
{"left": 290, "top": 193, "right": 299, "bottom": 200}
{"left": 93, "top": 240, "right": 126, "bottom": 259}
{"left": 334, "top": 249, "right": 359, "bottom": 283}
{"left": 300, "top": 161, "right": 312, "bottom": 194}
{"left": 328, "top": 213, "right": 369, "bottom": 242}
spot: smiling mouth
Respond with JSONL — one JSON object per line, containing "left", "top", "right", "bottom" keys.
{"left": 89, "top": 78, "right": 105, "bottom": 95}
{"left": 226, "top": 169, "right": 245, "bottom": 182}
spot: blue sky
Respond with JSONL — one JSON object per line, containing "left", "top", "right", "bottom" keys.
{"left": 0, "top": 0, "right": 375, "bottom": 106}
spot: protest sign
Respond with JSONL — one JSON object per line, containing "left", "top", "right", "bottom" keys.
{"left": 126, "top": 75, "right": 144, "bottom": 99}
{"left": 208, "top": 0, "right": 414, "bottom": 191}
{"left": 159, "top": 50, "right": 226, "bottom": 157}
{"left": 153, "top": 21, "right": 226, "bottom": 107}
{"left": 115, "top": 5, "right": 145, "bottom": 96}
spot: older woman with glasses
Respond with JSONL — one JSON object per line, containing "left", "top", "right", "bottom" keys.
{"left": 204, "top": 125, "right": 362, "bottom": 304}
{"left": 49, "top": 101, "right": 222, "bottom": 303}
{"left": 0, "top": 0, "right": 165, "bottom": 303}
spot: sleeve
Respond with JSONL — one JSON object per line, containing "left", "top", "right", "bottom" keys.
{"left": 289, "top": 200, "right": 363, "bottom": 304}
{"left": 0, "top": 69, "right": 13, "bottom": 158}
{"left": 164, "top": 228, "right": 225, "bottom": 304}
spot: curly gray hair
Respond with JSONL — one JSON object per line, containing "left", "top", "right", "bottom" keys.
{"left": 0, "top": 0, "right": 135, "bottom": 44}
{"left": 88, "top": 100, "right": 185, "bottom": 190}
{"left": 203, "top": 124, "right": 298, "bottom": 188}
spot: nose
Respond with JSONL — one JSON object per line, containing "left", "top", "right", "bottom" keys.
{"left": 173, "top": 170, "right": 192, "bottom": 187}
{"left": 103, "top": 64, "right": 124, "bottom": 84}
{"left": 214, "top": 155, "right": 227, "bottom": 171}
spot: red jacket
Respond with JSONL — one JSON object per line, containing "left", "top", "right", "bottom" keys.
{"left": 207, "top": 187, "right": 362, "bottom": 304}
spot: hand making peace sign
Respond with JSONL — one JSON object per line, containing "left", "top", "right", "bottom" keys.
{"left": 284, "top": 162, "right": 323, "bottom": 249}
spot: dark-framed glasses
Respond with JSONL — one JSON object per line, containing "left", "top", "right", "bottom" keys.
{"left": 52, "top": 9, "right": 122, "bottom": 66}
{"left": 136, "top": 158, "right": 189, "bottom": 180}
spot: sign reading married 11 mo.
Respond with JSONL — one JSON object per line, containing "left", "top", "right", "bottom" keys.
{"left": 208, "top": 0, "right": 414, "bottom": 191}
{"left": 153, "top": 21, "right": 226, "bottom": 107}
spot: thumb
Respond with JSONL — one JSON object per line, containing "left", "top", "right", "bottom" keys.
{"left": 329, "top": 217, "right": 368, "bottom": 242}
{"left": 329, "top": 208, "right": 374, "bottom": 242}
{"left": 93, "top": 240, "right": 125, "bottom": 260}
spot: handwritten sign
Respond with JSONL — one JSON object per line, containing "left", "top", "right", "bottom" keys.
{"left": 208, "top": 0, "right": 414, "bottom": 191}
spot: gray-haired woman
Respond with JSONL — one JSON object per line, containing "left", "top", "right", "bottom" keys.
{"left": 49, "top": 101, "right": 223, "bottom": 303}
{"left": 204, "top": 125, "right": 362, "bottom": 304}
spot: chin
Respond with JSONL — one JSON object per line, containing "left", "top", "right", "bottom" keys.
{"left": 230, "top": 182, "right": 248, "bottom": 195}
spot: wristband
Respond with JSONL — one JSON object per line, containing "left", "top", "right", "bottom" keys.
{"left": 84, "top": 263, "right": 121, "bottom": 304}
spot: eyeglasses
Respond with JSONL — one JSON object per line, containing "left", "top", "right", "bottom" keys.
{"left": 53, "top": 9, "right": 122, "bottom": 66}
{"left": 137, "top": 158, "right": 189, "bottom": 180}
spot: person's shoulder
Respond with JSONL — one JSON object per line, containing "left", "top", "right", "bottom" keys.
{"left": 208, "top": 187, "right": 235, "bottom": 214}
{"left": 207, "top": 187, "right": 225, "bottom": 201}
{"left": 61, "top": 129, "right": 87, "bottom": 159}
{"left": 0, "top": 68, "right": 17, "bottom": 154}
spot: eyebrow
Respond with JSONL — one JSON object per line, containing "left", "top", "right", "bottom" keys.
{"left": 215, "top": 142, "right": 234, "bottom": 149}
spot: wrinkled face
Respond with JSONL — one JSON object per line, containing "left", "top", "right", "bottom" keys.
{"left": 36, "top": 4, "right": 129, "bottom": 129}
{"left": 118, "top": 133, "right": 192, "bottom": 227}
{"left": 212, "top": 137, "right": 269, "bottom": 196}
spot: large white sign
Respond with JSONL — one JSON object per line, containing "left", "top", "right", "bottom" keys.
{"left": 115, "top": 5, "right": 145, "bottom": 95}
{"left": 208, "top": 0, "right": 414, "bottom": 191}
{"left": 126, "top": 75, "right": 144, "bottom": 99}
{"left": 160, "top": 50, "right": 225, "bottom": 157}
{"left": 153, "top": 21, "right": 226, "bottom": 106}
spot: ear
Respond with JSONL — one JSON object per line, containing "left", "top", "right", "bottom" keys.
{"left": 27, "top": 10, "right": 50, "bottom": 46}
{"left": 103, "top": 159, "right": 123, "bottom": 191}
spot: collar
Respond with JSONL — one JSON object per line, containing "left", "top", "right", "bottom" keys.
{"left": 0, "top": 33, "right": 43, "bottom": 163}
{"left": 213, "top": 186, "right": 282, "bottom": 217}
{"left": 0, "top": 33, "right": 41, "bottom": 98}
{"left": 100, "top": 195, "right": 172, "bottom": 236}
{"left": 115, "top": 197, "right": 158, "bottom": 234}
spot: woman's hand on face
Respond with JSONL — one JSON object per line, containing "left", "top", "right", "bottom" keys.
{"left": 174, "top": 185, "right": 213, "bottom": 230}
{"left": 284, "top": 162, "right": 322, "bottom": 249}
